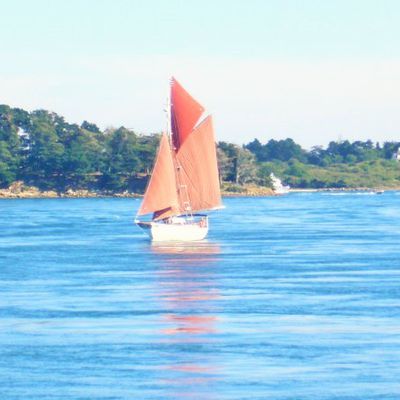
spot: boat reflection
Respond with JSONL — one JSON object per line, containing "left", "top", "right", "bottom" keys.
{"left": 150, "top": 240, "right": 221, "bottom": 257}
{"left": 153, "top": 240, "right": 221, "bottom": 398}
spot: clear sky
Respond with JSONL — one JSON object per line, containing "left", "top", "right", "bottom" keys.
{"left": 1, "top": 0, "right": 399, "bottom": 148}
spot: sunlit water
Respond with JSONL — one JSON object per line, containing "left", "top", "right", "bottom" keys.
{"left": 1, "top": 192, "right": 400, "bottom": 399}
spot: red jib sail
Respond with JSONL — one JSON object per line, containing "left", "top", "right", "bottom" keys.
{"left": 170, "top": 77, "right": 204, "bottom": 150}
{"left": 176, "top": 115, "right": 222, "bottom": 213}
{"left": 137, "top": 133, "right": 179, "bottom": 219}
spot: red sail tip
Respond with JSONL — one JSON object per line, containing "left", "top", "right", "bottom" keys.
{"left": 170, "top": 78, "right": 205, "bottom": 150}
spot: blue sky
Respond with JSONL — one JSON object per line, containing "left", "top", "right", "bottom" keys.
{"left": 1, "top": 0, "right": 399, "bottom": 147}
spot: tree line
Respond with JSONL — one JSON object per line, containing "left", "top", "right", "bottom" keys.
{"left": 0, "top": 105, "right": 159, "bottom": 192}
{"left": 1, "top": 104, "right": 400, "bottom": 192}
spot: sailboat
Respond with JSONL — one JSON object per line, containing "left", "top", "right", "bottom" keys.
{"left": 135, "top": 78, "right": 223, "bottom": 241}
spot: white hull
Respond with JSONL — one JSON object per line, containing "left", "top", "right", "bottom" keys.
{"left": 136, "top": 216, "right": 209, "bottom": 242}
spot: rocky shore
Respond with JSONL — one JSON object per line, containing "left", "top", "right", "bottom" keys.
{"left": 0, "top": 181, "right": 277, "bottom": 199}
{"left": 1, "top": 181, "right": 395, "bottom": 199}
{"left": 0, "top": 181, "right": 141, "bottom": 199}
{"left": 221, "top": 184, "right": 275, "bottom": 197}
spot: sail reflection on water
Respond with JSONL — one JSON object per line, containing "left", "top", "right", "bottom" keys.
{"left": 151, "top": 241, "right": 222, "bottom": 398}
{"left": 151, "top": 241, "right": 221, "bottom": 256}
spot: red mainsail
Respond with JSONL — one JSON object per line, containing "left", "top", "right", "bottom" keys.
{"left": 137, "top": 133, "right": 179, "bottom": 218}
{"left": 170, "top": 77, "right": 204, "bottom": 150}
{"left": 176, "top": 115, "right": 222, "bottom": 213}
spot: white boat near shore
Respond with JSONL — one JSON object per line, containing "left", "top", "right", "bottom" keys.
{"left": 270, "top": 173, "right": 290, "bottom": 195}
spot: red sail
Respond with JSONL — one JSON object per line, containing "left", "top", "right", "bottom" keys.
{"left": 171, "top": 77, "right": 204, "bottom": 150}
{"left": 137, "top": 134, "right": 179, "bottom": 219}
{"left": 176, "top": 115, "right": 222, "bottom": 213}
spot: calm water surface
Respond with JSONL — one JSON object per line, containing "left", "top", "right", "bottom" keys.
{"left": 1, "top": 193, "right": 400, "bottom": 399}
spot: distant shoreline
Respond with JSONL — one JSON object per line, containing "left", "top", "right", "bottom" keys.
{"left": 0, "top": 185, "right": 398, "bottom": 199}
{"left": 0, "top": 181, "right": 275, "bottom": 199}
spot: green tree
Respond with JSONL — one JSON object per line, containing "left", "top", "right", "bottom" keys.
{"left": 0, "top": 106, "right": 21, "bottom": 187}
{"left": 235, "top": 147, "right": 257, "bottom": 184}
{"left": 245, "top": 138, "right": 269, "bottom": 161}
{"left": 0, "top": 142, "right": 16, "bottom": 187}
{"left": 382, "top": 142, "right": 400, "bottom": 159}
{"left": 217, "top": 142, "right": 239, "bottom": 182}
{"left": 135, "top": 134, "right": 160, "bottom": 175}
{"left": 61, "top": 127, "right": 103, "bottom": 190}
{"left": 217, "top": 143, "right": 258, "bottom": 184}
{"left": 217, "top": 147, "right": 231, "bottom": 183}
{"left": 100, "top": 127, "right": 142, "bottom": 191}
{"left": 23, "top": 110, "right": 65, "bottom": 189}
{"left": 81, "top": 120, "right": 101, "bottom": 133}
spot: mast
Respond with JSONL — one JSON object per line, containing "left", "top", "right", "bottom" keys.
{"left": 166, "top": 79, "right": 172, "bottom": 147}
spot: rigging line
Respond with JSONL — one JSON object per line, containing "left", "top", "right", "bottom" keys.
{"left": 168, "top": 79, "right": 193, "bottom": 218}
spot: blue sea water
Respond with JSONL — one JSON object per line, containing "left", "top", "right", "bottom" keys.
{"left": 0, "top": 192, "right": 400, "bottom": 399}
